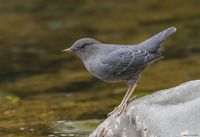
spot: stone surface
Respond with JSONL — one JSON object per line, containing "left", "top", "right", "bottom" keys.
{"left": 89, "top": 80, "right": 200, "bottom": 137}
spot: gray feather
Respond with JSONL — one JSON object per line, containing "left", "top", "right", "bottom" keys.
{"left": 101, "top": 49, "right": 160, "bottom": 75}
{"left": 137, "top": 27, "right": 176, "bottom": 53}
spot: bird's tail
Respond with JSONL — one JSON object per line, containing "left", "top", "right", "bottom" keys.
{"left": 137, "top": 27, "right": 176, "bottom": 53}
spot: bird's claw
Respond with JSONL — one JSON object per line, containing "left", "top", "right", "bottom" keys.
{"left": 107, "top": 106, "right": 119, "bottom": 116}
{"left": 128, "top": 95, "right": 137, "bottom": 103}
{"left": 115, "top": 103, "right": 127, "bottom": 117}
{"left": 108, "top": 101, "right": 129, "bottom": 117}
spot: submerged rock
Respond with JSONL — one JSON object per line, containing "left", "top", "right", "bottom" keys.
{"left": 90, "top": 80, "right": 200, "bottom": 137}
{"left": 50, "top": 119, "right": 102, "bottom": 137}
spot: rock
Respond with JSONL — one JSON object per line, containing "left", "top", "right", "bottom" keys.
{"left": 50, "top": 119, "right": 101, "bottom": 137}
{"left": 89, "top": 80, "right": 200, "bottom": 137}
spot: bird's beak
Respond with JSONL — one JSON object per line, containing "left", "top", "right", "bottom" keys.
{"left": 62, "top": 48, "right": 72, "bottom": 52}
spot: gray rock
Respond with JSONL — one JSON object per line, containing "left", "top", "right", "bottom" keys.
{"left": 89, "top": 80, "right": 200, "bottom": 137}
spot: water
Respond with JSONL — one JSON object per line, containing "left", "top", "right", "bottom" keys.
{"left": 2, "top": 119, "right": 101, "bottom": 137}
{"left": 49, "top": 119, "right": 102, "bottom": 137}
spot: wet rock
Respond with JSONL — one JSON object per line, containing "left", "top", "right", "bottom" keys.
{"left": 90, "top": 80, "right": 200, "bottom": 137}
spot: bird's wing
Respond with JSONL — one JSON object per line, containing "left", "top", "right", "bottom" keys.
{"left": 101, "top": 49, "right": 158, "bottom": 75}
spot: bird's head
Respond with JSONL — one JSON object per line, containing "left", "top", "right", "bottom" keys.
{"left": 62, "top": 38, "right": 101, "bottom": 60}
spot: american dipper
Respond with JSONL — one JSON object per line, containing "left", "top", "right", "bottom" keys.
{"left": 63, "top": 27, "right": 176, "bottom": 116}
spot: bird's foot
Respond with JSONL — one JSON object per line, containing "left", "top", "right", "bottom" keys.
{"left": 128, "top": 95, "right": 137, "bottom": 103}
{"left": 108, "top": 106, "right": 119, "bottom": 116}
{"left": 115, "top": 103, "right": 128, "bottom": 117}
{"left": 108, "top": 102, "right": 129, "bottom": 117}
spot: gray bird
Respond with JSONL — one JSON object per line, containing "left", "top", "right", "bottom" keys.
{"left": 63, "top": 27, "right": 176, "bottom": 116}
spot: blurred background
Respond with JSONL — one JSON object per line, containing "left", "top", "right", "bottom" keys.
{"left": 0, "top": 0, "right": 200, "bottom": 136}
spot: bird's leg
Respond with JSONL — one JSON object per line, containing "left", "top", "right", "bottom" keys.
{"left": 108, "top": 86, "right": 132, "bottom": 116}
{"left": 108, "top": 84, "right": 137, "bottom": 116}
{"left": 118, "top": 86, "right": 132, "bottom": 106}
{"left": 116, "top": 84, "right": 137, "bottom": 116}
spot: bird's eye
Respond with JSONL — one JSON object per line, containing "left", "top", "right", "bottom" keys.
{"left": 80, "top": 44, "right": 87, "bottom": 49}
{"left": 80, "top": 45, "right": 85, "bottom": 49}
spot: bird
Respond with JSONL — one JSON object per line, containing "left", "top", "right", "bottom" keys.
{"left": 62, "top": 27, "right": 176, "bottom": 116}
